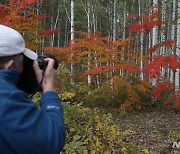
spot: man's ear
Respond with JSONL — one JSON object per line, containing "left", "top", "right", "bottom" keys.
{"left": 4, "top": 60, "right": 14, "bottom": 69}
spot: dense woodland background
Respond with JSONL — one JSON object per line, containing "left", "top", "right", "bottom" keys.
{"left": 0, "top": 0, "right": 180, "bottom": 153}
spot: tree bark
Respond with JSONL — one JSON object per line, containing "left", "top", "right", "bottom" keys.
{"left": 70, "top": 0, "right": 75, "bottom": 84}
{"left": 175, "top": 0, "right": 180, "bottom": 91}
{"left": 152, "top": 0, "right": 159, "bottom": 87}
{"left": 170, "top": 0, "right": 176, "bottom": 83}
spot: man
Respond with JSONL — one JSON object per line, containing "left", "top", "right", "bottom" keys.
{"left": 0, "top": 24, "right": 66, "bottom": 154}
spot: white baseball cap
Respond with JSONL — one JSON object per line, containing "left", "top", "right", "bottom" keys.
{"left": 0, "top": 24, "right": 37, "bottom": 60}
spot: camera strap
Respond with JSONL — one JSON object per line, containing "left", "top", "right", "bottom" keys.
{"left": 29, "top": 69, "right": 46, "bottom": 100}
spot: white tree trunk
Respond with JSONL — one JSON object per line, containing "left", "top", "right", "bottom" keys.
{"left": 70, "top": 0, "right": 75, "bottom": 84}
{"left": 122, "top": 0, "right": 126, "bottom": 40}
{"left": 51, "top": 9, "right": 60, "bottom": 47}
{"left": 113, "top": 0, "right": 117, "bottom": 42}
{"left": 138, "top": 0, "right": 144, "bottom": 80}
{"left": 92, "top": 4, "right": 96, "bottom": 34}
{"left": 63, "top": 0, "right": 70, "bottom": 47}
{"left": 152, "top": 0, "right": 159, "bottom": 87}
{"left": 50, "top": 0, "right": 54, "bottom": 47}
{"left": 152, "top": 0, "right": 159, "bottom": 48}
{"left": 87, "top": 0, "right": 91, "bottom": 86}
{"left": 175, "top": 0, "right": 180, "bottom": 91}
{"left": 148, "top": 0, "right": 152, "bottom": 50}
{"left": 160, "top": 0, "right": 167, "bottom": 81}
{"left": 170, "top": 0, "right": 176, "bottom": 83}
{"left": 120, "top": 0, "right": 127, "bottom": 77}
{"left": 81, "top": 0, "right": 92, "bottom": 86}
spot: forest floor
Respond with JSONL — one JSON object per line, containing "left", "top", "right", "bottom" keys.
{"left": 105, "top": 106, "right": 180, "bottom": 154}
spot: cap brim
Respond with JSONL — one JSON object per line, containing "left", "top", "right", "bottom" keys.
{"left": 23, "top": 48, "right": 37, "bottom": 60}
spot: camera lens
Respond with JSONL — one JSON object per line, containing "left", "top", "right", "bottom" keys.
{"left": 37, "top": 54, "right": 59, "bottom": 70}
{"left": 37, "top": 55, "right": 48, "bottom": 70}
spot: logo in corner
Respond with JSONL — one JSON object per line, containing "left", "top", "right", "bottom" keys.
{"left": 172, "top": 141, "right": 180, "bottom": 149}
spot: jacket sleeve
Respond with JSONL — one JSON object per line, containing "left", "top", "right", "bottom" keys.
{"left": 1, "top": 91, "right": 66, "bottom": 154}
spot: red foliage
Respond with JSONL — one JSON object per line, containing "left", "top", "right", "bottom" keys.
{"left": 152, "top": 81, "right": 180, "bottom": 108}
{"left": 147, "top": 40, "right": 175, "bottom": 53}
{"left": 164, "top": 90, "right": 180, "bottom": 108}
{"left": 140, "top": 14, "right": 150, "bottom": 21}
{"left": 43, "top": 47, "right": 70, "bottom": 61}
{"left": 126, "top": 20, "right": 163, "bottom": 33}
{"left": 37, "top": 30, "right": 59, "bottom": 38}
{"left": 164, "top": 40, "right": 175, "bottom": 48}
{"left": 115, "top": 64, "right": 140, "bottom": 73}
{"left": 0, "top": 0, "right": 56, "bottom": 51}
{"left": 19, "top": 0, "right": 40, "bottom": 7}
{"left": 167, "top": 54, "right": 180, "bottom": 72}
{"left": 144, "top": 55, "right": 179, "bottom": 78}
{"left": 150, "top": 11, "right": 162, "bottom": 21}
{"left": 0, "top": 8, "right": 5, "bottom": 17}
{"left": 164, "top": 96, "right": 175, "bottom": 105}
{"left": 83, "top": 63, "right": 140, "bottom": 77}
{"left": 113, "top": 36, "right": 134, "bottom": 47}
{"left": 83, "top": 66, "right": 113, "bottom": 76}
{"left": 126, "top": 9, "right": 163, "bottom": 34}
{"left": 67, "top": 31, "right": 110, "bottom": 50}
{"left": 152, "top": 82, "right": 172, "bottom": 102}
{"left": 148, "top": 43, "right": 163, "bottom": 53}
{"left": 126, "top": 14, "right": 138, "bottom": 20}
{"left": 144, "top": 56, "right": 166, "bottom": 78}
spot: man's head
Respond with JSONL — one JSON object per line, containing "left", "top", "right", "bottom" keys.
{"left": 0, "top": 24, "right": 37, "bottom": 72}
{"left": 0, "top": 54, "right": 24, "bottom": 71}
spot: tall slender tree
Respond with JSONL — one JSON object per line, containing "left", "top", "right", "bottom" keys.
{"left": 152, "top": 0, "right": 159, "bottom": 87}
{"left": 70, "top": 0, "right": 75, "bottom": 84}
{"left": 170, "top": 0, "right": 177, "bottom": 83}
{"left": 175, "top": 0, "right": 180, "bottom": 90}
{"left": 138, "top": 0, "right": 144, "bottom": 80}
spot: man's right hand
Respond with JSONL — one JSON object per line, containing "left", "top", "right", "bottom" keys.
{"left": 33, "top": 58, "right": 57, "bottom": 93}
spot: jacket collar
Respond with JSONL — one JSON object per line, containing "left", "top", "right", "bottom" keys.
{"left": 0, "top": 69, "right": 20, "bottom": 84}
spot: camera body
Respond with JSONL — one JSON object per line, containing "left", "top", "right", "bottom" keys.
{"left": 37, "top": 54, "right": 59, "bottom": 70}
{"left": 17, "top": 54, "right": 58, "bottom": 94}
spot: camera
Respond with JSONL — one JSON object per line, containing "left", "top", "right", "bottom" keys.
{"left": 37, "top": 54, "right": 59, "bottom": 70}
{"left": 17, "top": 54, "right": 58, "bottom": 95}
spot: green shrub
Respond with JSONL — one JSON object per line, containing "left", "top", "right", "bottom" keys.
{"left": 62, "top": 102, "right": 157, "bottom": 154}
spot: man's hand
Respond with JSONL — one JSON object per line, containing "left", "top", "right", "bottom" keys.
{"left": 33, "top": 58, "right": 57, "bottom": 93}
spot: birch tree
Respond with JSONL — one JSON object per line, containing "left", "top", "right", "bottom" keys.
{"left": 160, "top": 0, "right": 167, "bottom": 80}
{"left": 152, "top": 0, "right": 159, "bottom": 87}
{"left": 113, "top": 0, "right": 117, "bottom": 42}
{"left": 87, "top": 0, "right": 91, "bottom": 86}
{"left": 80, "top": 0, "right": 92, "bottom": 85}
{"left": 122, "top": 0, "right": 127, "bottom": 40}
{"left": 170, "top": 0, "right": 177, "bottom": 83}
{"left": 138, "top": 0, "right": 144, "bottom": 80}
{"left": 51, "top": 1, "right": 60, "bottom": 47}
{"left": 152, "top": 0, "right": 159, "bottom": 52}
{"left": 70, "top": 0, "right": 75, "bottom": 84}
{"left": 175, "top": 0, "right": 180, "bottom": 90}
